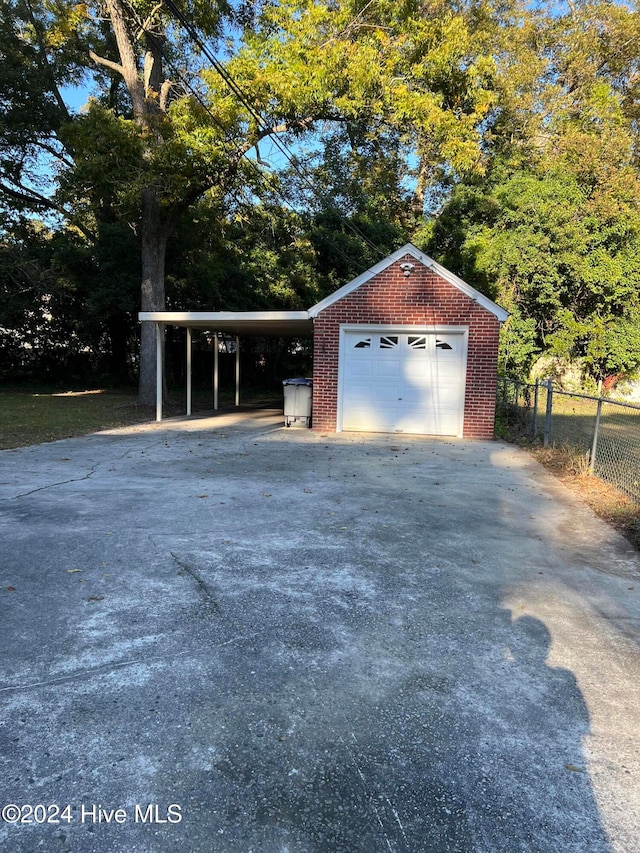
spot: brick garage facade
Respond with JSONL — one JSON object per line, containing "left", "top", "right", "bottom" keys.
{"left": 309, "top": 247, "right": 506, "bottom": 439}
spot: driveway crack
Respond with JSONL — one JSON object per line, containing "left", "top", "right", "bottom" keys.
{"left": 0, "top": 437, "right": 167, "bottom": 502}
{"left": 0, "top": 469, "right": 96, "bottom": 501}
{"left": 0, "top": 653, "right": 187, "bottom": 693}
{"left": 168, "top": 549, "right": 221, "bottom": 616}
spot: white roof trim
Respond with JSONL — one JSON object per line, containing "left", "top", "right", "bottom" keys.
{"left": 139, "top": 311, "right": 310, "bottom": 323}
{"left": 308, "top": 243, "right": 509, "bottom": 322}
{"left": 138, "top": 311, "right": 313, "bottom": 336}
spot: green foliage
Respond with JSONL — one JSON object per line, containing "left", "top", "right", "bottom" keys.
{"left": 430, "top": 163, "right": 640, "bottom": 379}
{"left": 0, "top": 217, "right": 139, "bottom": 382}
{"left": 3, "top": 0, "right": 640, "bottom": 392}
{"left": 426, "top": 0, "right": 640, "bottom": 383}
{"left": 57, "top": 102, "right": 143, "bottom": 221}
{"left": 498, "top": 308, "right": 539, "bottom": 378}
{"left": 225, "top": 0, "right": 499, "bottom": 185}
{"left": 166, "top": 193, "right": 321, "bottom": 312}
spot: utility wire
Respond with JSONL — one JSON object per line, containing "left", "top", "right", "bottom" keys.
{"left": 121, "top": 0, "right": 386, "bottom": 275}
{"left": 126, "top": 7, "right": 298, "bottom": 218}
{"left": 138, "top": 27, "right": 326, "bottom": 237}
{"left": 160, "top": 0, "right": 384, "bottom": 257}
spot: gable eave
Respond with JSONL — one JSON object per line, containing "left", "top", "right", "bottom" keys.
{"left": 308, "top": 245, "right": 424, "bottom": 317}
{"left": 308, "top": 243, "right": 509, "bottom": 323}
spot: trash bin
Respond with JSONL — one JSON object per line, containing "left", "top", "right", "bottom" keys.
{"left": 282, "top": 378, "right": 313, "bottom": 427}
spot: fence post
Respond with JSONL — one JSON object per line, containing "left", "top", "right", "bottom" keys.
{"left": 590, "top": 397, "right": 603, "bottom": 473}
{"left": 533, "top": 379, "right": 539, "bottom": 438}
{"left": 543, "top": 379, "right": 553, "bottom": 448}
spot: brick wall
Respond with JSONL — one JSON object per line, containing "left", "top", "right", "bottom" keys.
{"left": 311, "top": 256, "right": 501, "bottom": 439}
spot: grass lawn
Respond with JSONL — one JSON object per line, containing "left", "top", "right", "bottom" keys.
{"left": 0, "top": 386, "right": 284, "bottom": 450}
{"left": 529, "top": 444, "right": 640, "bottom": 553}
{"left": 0, "top": 389, "right": 156, "bottom": 450}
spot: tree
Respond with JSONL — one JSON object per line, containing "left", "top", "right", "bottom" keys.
{"left": 226, "top": 0, "right": 500, "bottom": 211}
{"left": 0, "top": 0, "right": 507, "bottom": 399}
{"left": 70, "top": 0, "right": 247, "bottom": 401}
{"left": 1, "top": 0, "right": 255, "bottom": 398}
{"left": 425, "top": 0, "right": 640, "bottom": 382}
{"left": 166, "top": 189, "right": 321, "bottom": 313}
{"left": 0, "top": 214, "right": 140, "bottom": 382}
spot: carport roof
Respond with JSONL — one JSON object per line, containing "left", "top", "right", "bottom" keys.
{"left": 138, "top": 310, "right": 313, "bottom": 337}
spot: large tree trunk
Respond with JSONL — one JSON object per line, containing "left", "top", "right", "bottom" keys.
{"left": 94, "top": 0, "right": 171, "bottom": 404}
{"left": 138, "top": 186, "right": 170, "bottom": 404}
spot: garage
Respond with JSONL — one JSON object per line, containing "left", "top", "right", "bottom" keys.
{"left": 140, "top": 244, "right": 507, "bottom": 440}
{"left": 310, "top": 244, "right": 508, "bottom": 439}
{"left": 338, "top": 325, "right": 467, "bottom": 435}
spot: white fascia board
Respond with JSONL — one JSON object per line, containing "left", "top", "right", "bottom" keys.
{"left": 138, "top": 311, "right": 311, "bottom": 324}
{"left": 138, "top": 310, "right": 313, "bottom": 337}
{"left": 308, "top": 243, "right": 509, "bottom": 323}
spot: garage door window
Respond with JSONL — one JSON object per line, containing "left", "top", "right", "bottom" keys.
{"left": 436, "top": 338, "right": 453, "bottom": 350}
{"left": 353, "top": 337, "right": 371, "bottom": 349}
{"left": 379, "top": 335, "right": 398, "bottom": 349}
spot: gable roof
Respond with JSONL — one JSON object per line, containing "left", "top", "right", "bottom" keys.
{"left": 308, "top": 243, "right": 509, "bottom": 322}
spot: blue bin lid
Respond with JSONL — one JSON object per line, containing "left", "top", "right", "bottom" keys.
{"left": 282, "top": 377, "right": 312, "bottom": 386}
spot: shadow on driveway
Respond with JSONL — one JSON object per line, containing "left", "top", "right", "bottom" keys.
{"left": 1, "top": 412, "right": 639, "bottom": 851}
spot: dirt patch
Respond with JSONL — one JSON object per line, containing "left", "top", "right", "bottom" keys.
{"left": 527, "top": 444, "right": 640, "bottom": 552}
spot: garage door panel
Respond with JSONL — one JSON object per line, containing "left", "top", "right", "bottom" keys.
{"left": 341, "top": 329, "right": 465, "bottom": 436}
{"left": 404, "top": 376, "right": 459, "bottom": 398}
{"left": 403, "top": 362, "right": 459, "bottom": 387}
{"left": 375, "top": 366, "right": 402, "bottom": 382}
{"left": 343, "top": 404, "right": 397, "bottom": 432}
{"left": 349, "top": 388, "right": 398, "bottom": 407}
{"left": 349, "top": 360, "right": 374, "bottom": 384}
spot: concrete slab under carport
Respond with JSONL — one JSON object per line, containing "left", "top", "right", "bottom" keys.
{"left": 0, "top": 413, "right": 639, "bottom": 853}
{"left": 139, "top": 311, "right": 314, "bottom": 422}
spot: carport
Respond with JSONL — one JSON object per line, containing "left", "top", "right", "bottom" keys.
{"left": 138, "top": 311, "right": 313, "bottom": 422}
{"left": 140, "top": 244, "right": 508, "bottom": 437}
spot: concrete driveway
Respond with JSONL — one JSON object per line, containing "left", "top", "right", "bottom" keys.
{"left": 1, "top": 409, "right": 639, "bottom": 853}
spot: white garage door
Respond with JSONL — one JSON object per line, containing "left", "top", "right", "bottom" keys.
{"left": 339, "top": 328, "right": 466, "bottom": 435}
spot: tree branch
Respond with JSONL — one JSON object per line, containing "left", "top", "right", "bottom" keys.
{"left": 103, "top": 0, "right": 146, "bottom": 117}
{"left": 160, "top": 79, "right": 173, "bottom": 112}
{"left": 88, "top": 49, "right": 125, "bottom": 78}
{"left": 33, "top": 141, "right": 76, "bottom": 171}
{"left": 0, "top": 180, "right": 97, "bottom": 241}
{"left": 23, "top": 0, "right": 71, "bottom": 124}
{"left": 142, "top": 4, "right": 165, "bottom": 36}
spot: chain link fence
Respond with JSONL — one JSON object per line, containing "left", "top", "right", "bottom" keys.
{"left": 497, "top": 377, "right": 640, "bottom": 503}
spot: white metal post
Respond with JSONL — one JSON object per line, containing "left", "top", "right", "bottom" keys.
{"left": 590, "top": 397, "right": 603, "bottom": 473}
{"left": 213, "top": 333, "right": 219, "bottom": 411}
{"left": 235, "top": 335, "right": 240, "bottom": 406}
{"left": 186, "top": 327, "right": 192, "bottom": 417}
{"left": 543, "top": 379, "right": 553, "bottom": 448}
{"left": 155, "top": 322, "right": 163, "bottom": 422}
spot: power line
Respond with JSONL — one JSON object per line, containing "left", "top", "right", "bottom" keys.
{"left": 118, "top": 0, "right": 387, "bottom": 276}
{"left": 137, "top": 32, "right": 318, "bottom": 230}
{"left": 160, "top": 0, "right": 385, "bottom": 257}
{"left": 124, "top": 9, "right": 295, "bottom": 215}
